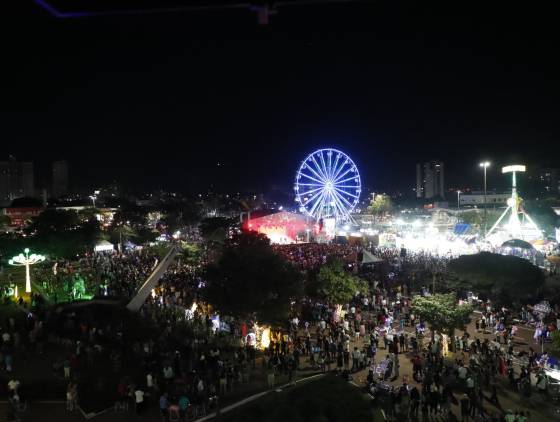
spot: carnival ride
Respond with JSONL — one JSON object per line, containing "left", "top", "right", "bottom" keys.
{"left": 486, "top": 165, "right": 542, "bottom": 243}
{"left": 294, "top": 148, "right": 361, "bottom": 222}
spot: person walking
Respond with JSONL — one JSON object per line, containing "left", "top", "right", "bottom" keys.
{"left": 159, "top": 393, "right": 169, "bottom": 421}
{"left": 63, "top": 359, "right": 71, "bottom": 380}
{"left": 460, "top": 393, "right": 470, "bottom": 422}
{"left": 66, "top": 383, "right": 77, "bottom": 412}
{"left": 410, "top": 386, "right": 420, "bottom": 418}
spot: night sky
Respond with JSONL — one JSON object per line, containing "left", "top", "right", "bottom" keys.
{"left": 4, "top": 1, "right": 560, "bottom": 194}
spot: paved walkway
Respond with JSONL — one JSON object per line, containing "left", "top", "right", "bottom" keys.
{"left": 0, "top": 373, "right": 330, "bottom": 422}
{"left": 344, "top": 315, "right": 558, "bottom": 421}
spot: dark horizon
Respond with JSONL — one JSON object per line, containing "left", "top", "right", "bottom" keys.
{"left": 4, "top": 1, "right": 560, "bottom": 194}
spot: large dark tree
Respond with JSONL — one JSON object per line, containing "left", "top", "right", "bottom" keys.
{"left": 161, "top": 201, "right": 202, "bottom": 233}
{"left": 28, "top": 209, "right": 80, "bottom": 233}
{"left": 204, "top": 231, "right": 303, "bottom": 327}
{"left": 448, "top": 252, "right": 545, "bottom": 306}
{"left": 199, "top": 217, "right": 234, "bottom": 241}
{"left": 112, "top": 207, "right": 148, "bottom": 228}
{"left": 9, "top": 209, "right": 106, "bottom": 259}
{"left": 0, "top": 214, "right": 10, "bottom": 231}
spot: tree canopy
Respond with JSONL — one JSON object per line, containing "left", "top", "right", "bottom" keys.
{"left": 458, "top": 210, "right": 500, "bottom": 230}
{"left": 552, "top": 331, "right": 560, "bottom": 358}
{"left": 412, "top": 293, "right": 473, "bottom": 336}
{"left": 0, "top": 214, "right": 10, "bottom": 231}
{"left": 0, "top": 209, "right": 105, "bottom": 259}
{"left": 28, "top": 209, "right": 80, "bottom": 233}
{"left": 199, "top": 217, "right": 234, "bottom": 242}
{"left": 161, "top": 201, "right": 202, "bottom": 232}
{"left": 448, "top": 252, "right": 545, "bottom": 305}
{"left": 204, "top": 231, "right": 303, "bottom": 327}
{"left": 316, "top": 259, "right": 368, "bottom": 305}
{"left": 367, "top": 194, "right": 393, "bottom": 218}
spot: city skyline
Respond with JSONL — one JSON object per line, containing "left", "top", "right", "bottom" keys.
{"left": 4, "top": 2, "right": 560, "bottom": 193}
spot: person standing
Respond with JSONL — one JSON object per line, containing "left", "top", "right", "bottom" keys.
{"left": 267, "top": 359, "right": 276, "bottom": 388}
{"left": 410, "top": 386, "right": 420, "bottom": 418}
{"left": 159, "top": 393, "right": 169, "bottom": 421}
{"left": 7, "top": 379, "right": 20, "bottom": 395}
{"left": 178, "top": 394, "right": 189, "bottom": 420}
{"left": 351, "top": 347, "right": 359, "bottom": 373}
{"left": 66, "top": 382, "right": 77, "bottom": 412}
{"left": 63, "top": 359, "right": 71, "bottom": 379}
{"left": 460, "top": 393, "right": 470, "bottom": 422}
{"left": 392, "top": 354, "right": 400, "bottom": 380}
{"left": 134, "top": 388, "right": 144, "bottom": 414}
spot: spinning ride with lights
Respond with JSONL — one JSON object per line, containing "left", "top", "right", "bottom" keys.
{"left": 294, "top": 148, "right": 361, "bottom": 221}
{"left": 486, "top": 165, "right": 542, "bottom": 242}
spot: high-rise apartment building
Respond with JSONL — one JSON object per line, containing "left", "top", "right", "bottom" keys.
{"left": 52, "top": 160, "right": 69, "bottom": 198}
{"left": 0, "top": 156, "right": 34, "bottom": 206}
{"left": 538, "top": 168, "right": 560, "bottom": 194}
{"left": 416, "top": 161, "right": 445, "bottom": 199}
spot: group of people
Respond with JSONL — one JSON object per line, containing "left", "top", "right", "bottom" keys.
{"left": 1, "top": 234, "right": 559, "bottom": 422}
{"left": 272, "top": 243, "right": 360, "bottom": 270}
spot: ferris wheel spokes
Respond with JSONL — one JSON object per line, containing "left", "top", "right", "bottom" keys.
{"left": 330, "top": 159, "right": 345, "bottom": 181}
{"left": 297, "top": 186, "right": 324, "bottom": 197}
{"left": 299, "top": 171, "right": 324, "bottom": 185}
{"left": 330, "top": 153, "right": 341, "bottom": 180}
{"left": 309, "top": 190, "right": 327, "bottom": 218}
{"left": 304, "top": 160, "right": 327, "bottom": 183}
{"left": 335, "top": 187, "right": 360, "bottom": 199}
{"left": 333, "top": 166, "right": 355, "bottom": 184}
{"left": 335, "top": 175, "right": 359, "bottom": 185}
{"left": 294, "top": 148, "right": 361, "bottom": 221}
{"left": 310, "top": 154, "right": 328, "bottom": 180}
{"left": 318, "top": 151, "right": 329, "bottom": 180}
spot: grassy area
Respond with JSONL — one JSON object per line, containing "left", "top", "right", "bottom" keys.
{"left": 219, "top": 374, "right": 379, "bottom": 422}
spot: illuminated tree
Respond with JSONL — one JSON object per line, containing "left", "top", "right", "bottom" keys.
{"left": 367, "top": 194, "right": 393, "bottom": 220}
{"left": 316, "top": 259, "right": 368, "bottom": 305}
{"left": 412, "top": 293, "right": 472, "bottom": 344}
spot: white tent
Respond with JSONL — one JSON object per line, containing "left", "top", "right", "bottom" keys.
{"left": 94, "top": 240, "right": 114, "bottom": 252}
{"left": 362, "top": 250, "right": 384, "bottom": 265}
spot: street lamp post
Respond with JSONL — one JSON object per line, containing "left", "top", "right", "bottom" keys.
{"left": 89, "top": 190, "right": 100, "bottom": 208}
{"left": 479, "top": 162, "right": 491, "bottom": 236}
{"left": 457, "top": 190, "right": 461, "bottom": 210}
{"left": 8, "top": 248, "right": 46, "bottom": 293}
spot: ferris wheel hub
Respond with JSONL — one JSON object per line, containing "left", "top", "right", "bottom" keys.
{"left": 294, "top": 148, "right": 361, "bottom": 221}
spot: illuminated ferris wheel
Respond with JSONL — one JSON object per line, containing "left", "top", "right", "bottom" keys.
{"left": 294, "top": 148, "right": 361, "bottom": 221}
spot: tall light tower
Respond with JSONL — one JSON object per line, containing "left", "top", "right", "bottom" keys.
{"left": 504, "top": 165, "right": 524, "bottom": 236}
{"left": 8, "top": 248, "right": 45, "bottom": 293}
{"left": 486, "top": 164, "right": 541, "bottom": 241}
{"left": 479, "top": 162, "right": 491, "bottom": 236}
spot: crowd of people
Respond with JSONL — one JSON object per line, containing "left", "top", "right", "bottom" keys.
{"left": 272, "top": 243, "right": 361, "bottom": 270}
{"left": 1, "top": 235, "right": 559, "bottom": 421}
